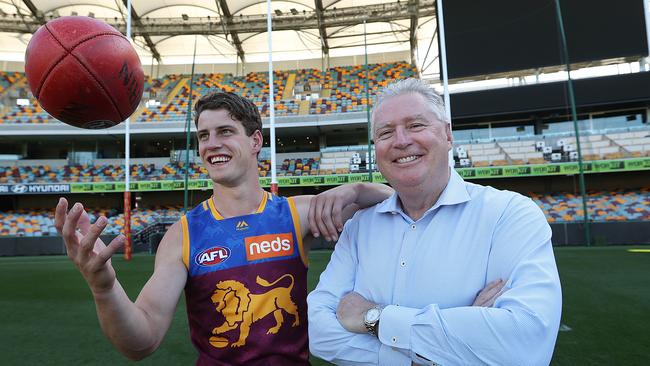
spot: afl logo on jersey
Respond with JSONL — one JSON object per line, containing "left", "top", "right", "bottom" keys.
{"left": 196, "top": 246, "right": 231, "bottom": 267}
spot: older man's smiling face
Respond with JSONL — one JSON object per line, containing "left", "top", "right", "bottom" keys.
{"left": 372, "top": 93, "right": 452, "bottom": 191}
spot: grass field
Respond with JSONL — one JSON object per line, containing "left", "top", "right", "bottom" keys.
{"left": 0, "top": 247, "right": 648, "bottom": 365}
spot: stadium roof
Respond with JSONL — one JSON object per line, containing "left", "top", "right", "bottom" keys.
{"left": 0, "top": 0, "right": 438, "bottom": 74}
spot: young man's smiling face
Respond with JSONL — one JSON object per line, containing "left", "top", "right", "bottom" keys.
{"left": 197, "top": 108, "right": 262, "bottom": 187}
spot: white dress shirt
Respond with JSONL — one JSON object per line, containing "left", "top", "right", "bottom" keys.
{"left": 308, "top": 169, "right": 562, "bottom": 366}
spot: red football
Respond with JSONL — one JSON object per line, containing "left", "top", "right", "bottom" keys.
{"left": 25, "top": 16, "right": 144, "bottom": 129}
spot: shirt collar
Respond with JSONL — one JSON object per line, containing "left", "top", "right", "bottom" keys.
{"left": 376, "top": 191, "right": 400, "bottom": 214}
{"left": 377, "top": 168, "right": 471, "bottom": 215}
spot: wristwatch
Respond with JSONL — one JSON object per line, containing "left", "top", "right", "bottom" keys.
{"left": 363, "top": 305, "right": 383, "bottom": 337}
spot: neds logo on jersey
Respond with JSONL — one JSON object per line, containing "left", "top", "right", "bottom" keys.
{"left": 245, "top": 233, "right": 294, "bottom": 261}
{"left": 195, "top": 246, "right": 231, "bottom": 266}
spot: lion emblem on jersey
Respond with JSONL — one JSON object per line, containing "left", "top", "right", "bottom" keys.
{"left": 209, "top": 274, "right": 300, "bottom": 348}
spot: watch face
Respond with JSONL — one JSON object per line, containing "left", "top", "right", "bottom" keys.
{"left": 365, "top": 308, "right": 381, "bottom": 323}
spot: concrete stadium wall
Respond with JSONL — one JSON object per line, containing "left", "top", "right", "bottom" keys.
{"left": 0, "top": 236, "right": 66, "bottom": 256}
{"left": 2, "top": 221, "right": 648, "bottom": 256}
{"left": 96, "top": 157, "right": 171, "bottom": 166}
{"left": 0, "top": 235, "right": 148, "bottom": 257}
{"left": 12, "top": 193, "right": 123, "bottom": 211}
{"left": 0, "top": 159, "right": 67, "bottom": 167}
{"left": 0, "top": 233, "right": 346, "bottom": 256}
{"left": 550, "top": 221, "right": 650, "bottom": 246}
{"left": 478, "top": 171, "right": 650, "bottom": 197}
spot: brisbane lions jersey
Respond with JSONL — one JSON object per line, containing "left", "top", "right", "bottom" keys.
{"left": 181, "top": 192, "right": 309, "bottom": 366}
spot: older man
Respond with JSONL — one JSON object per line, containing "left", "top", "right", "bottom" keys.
{"left": 308, "top": 78, "right": 562, "bottom": 366}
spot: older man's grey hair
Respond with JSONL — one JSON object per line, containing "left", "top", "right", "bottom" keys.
{"left": 371, "top": 78, "right": 448, "bottom": 132}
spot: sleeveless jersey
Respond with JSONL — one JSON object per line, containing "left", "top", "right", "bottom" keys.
{"left": 181, "top": 192, "right": 309, "bottom": 366}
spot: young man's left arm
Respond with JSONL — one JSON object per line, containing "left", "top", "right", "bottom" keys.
{"left": 291, "top": 182, "right": 394, "bottom": 242}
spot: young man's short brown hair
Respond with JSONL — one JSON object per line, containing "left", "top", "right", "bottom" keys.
{"left": 194, "top": 91, "right": 262, "bottom": 136}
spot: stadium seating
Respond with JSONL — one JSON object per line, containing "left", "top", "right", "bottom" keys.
{"left": 3, "top": 188, "right": 647, "bottom": 237}
{"left": 0, "top": 159, "right": 321, "bottom": 183}
{"left": 0, "top": 208, "right": 59, "bottom": 237}
{"left": 0, "top": 163, "right": 160, "bottom": 183}
{"left": 0, "top": 62, "right": 419, "bottom": 124}
{"left": 454, "top": 129, "right": 650, "bottom": 167}
{"left": 104, "top": 206, "right": 182, "bottom": 235}
{"left": 278, "top": 157, "right": 320, "bottom": 176}
{"left": 530, "top": 188, "right": 650, "bottom": 222}
{"left": 320, "top": 146, "right": 372, "bottom": 175}
{"left": 143, "top": 74, "right": 181, "bottom": 99}
{"left": 608, "top": 131, "right": 650, "bottom": 157}
{"left": 1, "top": 99, "right": 55, "bottom": 124}
{"left": 160, "top": 161, "right": 206, "bottom": 180}
{"left": 0, "top": 71, "right": 56, "bottom": 124}
{"left": 298, "top": 62, "right": 418, "bottom": 115}
{"left": 0, "top": 71, "right": 24, "bottom": 93}
{"left": 1, "top": 127, "right": 648, "bottom": 185}
{"left": 258, "top": 159, "right": 271, "bottom": 177}
{"left": 0, "top": 206, "right": 182, "bottom": 237}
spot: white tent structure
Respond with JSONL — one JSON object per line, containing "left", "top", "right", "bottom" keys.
{"left": 0, "top": 0, "right": 440, "bottom": 79}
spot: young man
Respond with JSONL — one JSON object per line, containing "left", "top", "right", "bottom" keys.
{"left": 55, "top": 92, "right": 393, "bottom": 365}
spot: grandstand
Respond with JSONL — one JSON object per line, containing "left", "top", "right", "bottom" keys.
{"left": 1, "top": 122, "right": 648, "bottom": 187}
{"left": 3, "top": 186, "right": 648, "bottom": 238}
{"left": 0, "top": 61, "right": 417, "bottom": 124}
{"left": 0, "top": 0, "right": 649, "bottom": 278}
{"left": 0, "top": 1, "right": 649, "bottom": 366}
{"left": 1, "top": 55, "right": 649, "bottom": 246}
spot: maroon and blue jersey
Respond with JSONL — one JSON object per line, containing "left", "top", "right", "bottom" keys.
{"left": 181, "top": 192, "right": 309, "bottom": 366}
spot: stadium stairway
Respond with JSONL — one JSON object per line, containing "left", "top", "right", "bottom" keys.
{"left": 166, "top": 77, "right": 190, "bottom": 104}
{"left": 282, "top": 73, "right": 296, "bottom": 100}
{"left": 299, "top": 99, "right": 310, "bottom": 115}
{"left": 2, "top": 73, "right": 26, "bottom": 95}
{"left": 131, "top": 99, "right": 150, "bottom": 121}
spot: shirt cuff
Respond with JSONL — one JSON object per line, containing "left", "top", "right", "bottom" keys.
{"left": 378, "top": 305, "right": 419, "bottom": 350}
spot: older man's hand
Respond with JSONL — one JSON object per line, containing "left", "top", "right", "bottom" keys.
{"left": 472, "top": 279, "right": 506, "bottom": 307}
{"left": 336, "top": 291, "right": 376, "bottom": 333}
{"left": 336, "top": 280, "right": 506, "bottom": 334}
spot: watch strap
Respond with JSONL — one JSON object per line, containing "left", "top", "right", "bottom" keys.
{"left": 364, "top": 305, "right": 382, "bottom": 337}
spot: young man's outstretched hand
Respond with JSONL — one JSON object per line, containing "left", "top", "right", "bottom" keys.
{"left": 55, "top": 198, "right": 125, "bottom": 295}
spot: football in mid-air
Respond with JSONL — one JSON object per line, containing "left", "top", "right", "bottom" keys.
{"left": 24, "top": 16, "right": 144, "bottom": 129}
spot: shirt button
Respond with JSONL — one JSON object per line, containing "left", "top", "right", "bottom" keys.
{"left": 391, "top": 336, "right": 398, "bottom": 343}
{"left": 400, "top": 260, "right": 406, "bottom": 267}
{"left": 411, "top": 224, "right": 416, "bottom": 230}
